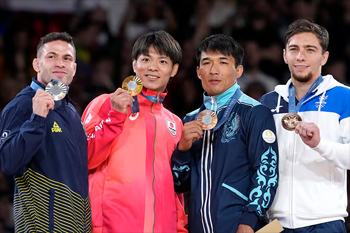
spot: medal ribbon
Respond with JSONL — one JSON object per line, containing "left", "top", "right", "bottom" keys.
{"left": 30, "top": 78, "right": 70, "bottom": 93}
{"left": 214, "top": 89, "right": 242, "bottom": 130}
{"left": 288, "top": 76, "right": 323, "bottom": 113}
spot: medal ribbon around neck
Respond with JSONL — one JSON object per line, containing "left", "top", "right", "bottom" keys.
{"left": 288, "top": 76, "right": 323, "bottom": 113}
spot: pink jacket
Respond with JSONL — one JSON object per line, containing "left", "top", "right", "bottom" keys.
{"left": 82, "top": 89, "right": 187, "bottom": 233}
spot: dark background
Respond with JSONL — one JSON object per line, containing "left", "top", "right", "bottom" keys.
{"left": 0, "top": 0, "right": 349, "bottom": 232}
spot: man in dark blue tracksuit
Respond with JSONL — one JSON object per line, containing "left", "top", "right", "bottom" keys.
{"left": 171, "top": 34, "right": 278, "bottom": 233}
{"left": 0, "top": 32, "right": 91, "bottom": 232}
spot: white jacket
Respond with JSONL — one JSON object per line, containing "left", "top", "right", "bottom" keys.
{"left": 259, "top": 75, "right": 350, "bottom": 228}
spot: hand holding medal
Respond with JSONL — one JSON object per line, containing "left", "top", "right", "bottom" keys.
{"left": 197, "top": 110, "right": 218, "bottom": 130}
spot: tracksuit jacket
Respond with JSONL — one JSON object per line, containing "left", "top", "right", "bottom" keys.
{"left": 259, "top": 75, "right": 350, "bottom": 228}
{"left": 171, "top": 83, "right": 279, "bottom": 232}
{"left": 0, "top": 77, "right": 91, "bottom": 232}
{"left": 82, "top": 88, "right": 187, "bottom": 233}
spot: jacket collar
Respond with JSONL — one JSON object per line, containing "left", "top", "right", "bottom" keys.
{"left": 274, "top": 75, "right": 341, "bottom": 102}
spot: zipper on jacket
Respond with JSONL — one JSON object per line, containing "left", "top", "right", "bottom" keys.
{"left": 150, "top": 102, "right": 157, "bottom": 233}
{"left": 49, "top": 188, "right": 55, "bottom": 232}
{"left": 290, "top": 133, "right": 297, "bottom": 228}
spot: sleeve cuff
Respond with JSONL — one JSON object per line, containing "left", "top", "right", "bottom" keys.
{"left": 311, "top": 139, "right": 328, "bottom": 156}
{"left": 238, "top": 211, "right": 259, "bottom": 230}
{"left": 30, "top": 113, "right": 46, "bottom": 124}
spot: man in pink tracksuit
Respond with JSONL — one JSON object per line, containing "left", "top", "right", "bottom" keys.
{"left": 82, "top": 30, "right": 187, "bottom": 233}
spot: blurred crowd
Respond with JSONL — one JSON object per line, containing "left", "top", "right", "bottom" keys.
{"left": 0, "top": 0, "right": 349, "bottom": 232}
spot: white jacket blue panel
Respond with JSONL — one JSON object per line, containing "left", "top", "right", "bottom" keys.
{"left": 259, "top": 75, "right": 350, "bottom": 228}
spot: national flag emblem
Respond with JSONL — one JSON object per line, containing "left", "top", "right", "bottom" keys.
{"left": 166, "top": 119, "right": 177, "bottom": 136}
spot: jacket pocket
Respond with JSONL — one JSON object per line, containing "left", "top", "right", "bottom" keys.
{"left": 222, "top": 183, "right": 248, "bottom": 201}
{"left": 48, "top": 188, "right": 55, "bottom": 232}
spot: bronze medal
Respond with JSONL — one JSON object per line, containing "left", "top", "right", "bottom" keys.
{"left": 122, "top": 76, "right": 143, "bottom": 96}
{"left": 197, "top": 110, "right": 218, "bottom": 130}
{"left": 281, "top": 113, "right": 302, "bottom": 131}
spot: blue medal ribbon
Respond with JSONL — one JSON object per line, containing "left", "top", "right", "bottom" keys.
{"left": 288, "top": 76, "right": 323, "bottom": 113}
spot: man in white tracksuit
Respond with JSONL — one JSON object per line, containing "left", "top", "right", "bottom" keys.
{"left": 259, "top": 19, "right": 350, "bottom": 233}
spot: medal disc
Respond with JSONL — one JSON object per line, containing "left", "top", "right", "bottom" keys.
{"left": 197, "top": 110, "right": 218, "bottom": 130}
{"left": 281, "top": 113, "right": 302, "bottom": 131}
{"left": 122, "top": 76, "right": 143, "bottom": 96}
{"left": 45, "top": 80, "right": 67, "bottom": 101}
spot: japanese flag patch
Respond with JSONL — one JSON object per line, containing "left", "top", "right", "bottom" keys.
{"left": 166, "top": 119, "right": 177, "bottom": 137}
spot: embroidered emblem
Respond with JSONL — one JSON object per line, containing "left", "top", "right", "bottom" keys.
{"left": 248, "top": 146, "right": 278, "bottom": 216}
{"left": 315, "top": 95, "right": 328, "bottom": 109}
{"left": 166, "top": 119, "right": 177, "bottom": 136}
{"left": 262, "top": 130, "right": 276, "bottom": 143}
{"left": 0, "top": 130, "right": 10, "bottom": 144}
{"left": 85, "top": 113, "right": 92, "bottom": 125}
{"left": 52, "top": 122, "right": 62, "bottom": 133}
{"left": 129, "top": 112, "right": 139, "bottom": 121}
{"left": 221, "top": 113, "right": 240, "bottom": 143}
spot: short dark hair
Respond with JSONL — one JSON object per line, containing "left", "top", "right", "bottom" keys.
{"left": 37, "top": 32, "right": 75, "bottom": 57}
{"left": 285, "top": 19, "right": 329, "bottom": 53}
{"left": 196, "top": 34, "right": 244, "bottom": 67}
{"left": 132, "top": 30, "right": 182, "bottom": 65}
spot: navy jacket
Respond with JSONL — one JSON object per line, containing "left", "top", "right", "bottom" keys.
{"left": 0, "top": 78, "right": 91, "bottom": 232}
{"left": 172, "top": 88, "right": 278, "bottom": 232}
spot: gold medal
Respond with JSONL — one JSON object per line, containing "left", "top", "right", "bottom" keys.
{"left": 45, "top": 80, "right": 67, "bottom": 101}
{"left": 197, "top": 110, "right": 218, "bottom": 130}
{"left": 281, "top": 113, "right": 302, "bottom": 131}
{"left": 122, "top": 76, "right": 143, "bottom": 96}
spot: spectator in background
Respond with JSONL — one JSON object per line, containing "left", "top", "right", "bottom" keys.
{"left": 238, "top": 40, "right": 279, "bottom": 93}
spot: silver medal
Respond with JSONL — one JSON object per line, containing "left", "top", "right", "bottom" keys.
{"left": 45, "top": 80, "right": 67, "bottom": 101}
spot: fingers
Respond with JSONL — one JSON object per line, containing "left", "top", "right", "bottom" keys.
{"left": 178, "top": 121, "right": 204, "bottom": 151}
{"left": 111, "top": 88, "right": 135, "bottom": 113}
{"left": 295, "top": 121, "right": 321, "bottom": 148}
{"left": 295, "top": 122, "right": 315, "bottom": 138}
{"left": 32, "top": 89, "right": 55, "bottom": 118}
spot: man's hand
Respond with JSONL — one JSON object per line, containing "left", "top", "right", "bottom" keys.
{"left": 178, "top": 120, "right": 205, "bottom": 151}
{"left": 110, "top": 88, "right": 134, "bottom": 113}
{"left": 295, "top": 121, "right": 321, "bottom": 148}
{"left": 32, "top": 89, "right": 55, "bottom": 118}
{"left": 237, "top": 224, "right": 254, "bottom": 233}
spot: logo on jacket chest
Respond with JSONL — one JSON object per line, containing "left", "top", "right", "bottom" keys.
{"left": 166, "top": 119, "right": 177, "bottom": 137}
{"left": 52, "top": 121, "right": 62, "bottom": 133}
{"left": 221, "top": 113, "right": 240, "bottom": 143}
{"left": 315, "top": 95, "right": 328, "bottom": 109}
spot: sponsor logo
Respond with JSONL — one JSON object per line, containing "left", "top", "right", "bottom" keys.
{"left": 52, "top": 122, "right": 62, "bottom": 133}
{"left": 166, "top": 119, "right": 177, "bottom": 136}
{"left": 262, "top": 130, "right": 276, "bottom": 143}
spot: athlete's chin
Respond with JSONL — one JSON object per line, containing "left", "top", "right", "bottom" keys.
{"left": 292, "top": 72, "right": 313, "bottom": 83}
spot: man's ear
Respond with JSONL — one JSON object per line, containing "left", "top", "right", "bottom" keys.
{"left": 321, "top": 51, "right": 329, "bottom": 66}
{"left": 283, "top": 49, "right": 287, "bottom": 64}
{"left": 132, "top": 59, "right": 136, "bottom": 74}
{"left": 170, "top": 64, "right": 179, "bottom": 78}
{"left": 32, "top": 58, "right": 40, "bottom": 73}
{"left": 197, "top": 66, "right": 201, "bottom": 80}
{"left": 235, "top": 65, "right": 244, "bottom": 79}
